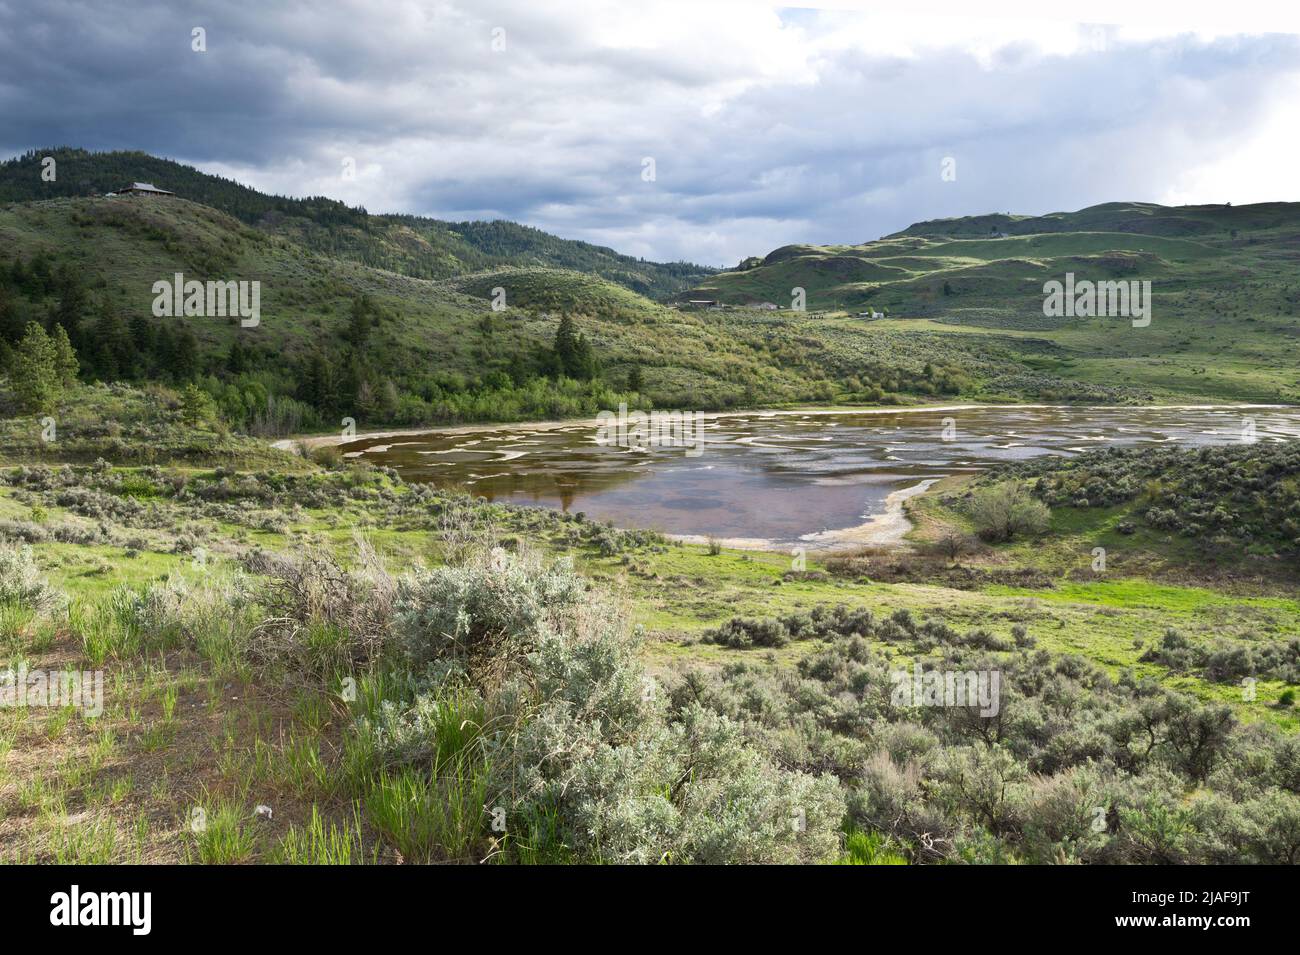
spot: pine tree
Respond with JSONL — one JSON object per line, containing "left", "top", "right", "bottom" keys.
{"left": 50, "top": 265, "right": 89, "bottom": 349}
{"left": 507, "top": 352, "right": 529, "bottom": 387}
{"left": 129, "top": 315, "right": 156, "bottom": 373}
{"left": 571, "top": 330, "right": 596, "bottom": 380}
{"left": 88, "top": 302, "right": 131, "bottom": 380}
{"left": 170, "top": 327, "right": 200, "bottom": 381}
{"left": 0, "top": 286, "right": 22, "bottom": 344}
{"left": 553, "top": 314, "right": 579, "bottom": 378}
{"left": 180, "top": 383, "right": 217, "bottom": 426}
{"left": 26, "top": 254, "right": 52, "bottom": 297}
{"left": 298, "top": 351, "right": 337, "bottom": 414}
{"left": 7, "top": 322, "right": 62, "bottom": 412}
{"left": 227, "top": 339, "right": 249, "bottom": 375}
{"left": 153, "top": 323, "right": 176, "bottom": 374}
{"left": 346, "top": 295, "right": 373, "bottom": 349}
{"left": 50, "top": 323, "right": 79, "bottom": 386}
{"left": 552, "top": 314, "right": 596, "bottom": 380}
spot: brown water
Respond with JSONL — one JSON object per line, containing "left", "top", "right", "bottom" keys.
{"left": 344, "top": 405, "right": 1300, "bottom": 547}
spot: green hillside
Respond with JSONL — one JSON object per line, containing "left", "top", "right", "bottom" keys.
{"left": 5, "top": 174, "right": 1300, "bottom": 447}
{"left": 0, "top": 148, "right": 713, "bottom": 297}
{"left": 4, "top": 193, "right": 986, "bottom": 431}
{"left": 891, "top": 200, "right": 1300, "bottom": 239}
{"left": 450, "top": 266, "right": 662, "bottom": 317}
{"left": 683, "top": 201, "right": 1300, "bottom": 403}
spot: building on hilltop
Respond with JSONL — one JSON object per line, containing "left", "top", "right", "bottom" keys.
{"left": 118, "top": 182, "right": 175, "bottom": 196}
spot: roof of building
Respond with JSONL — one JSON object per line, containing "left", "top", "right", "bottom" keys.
{"left": 121, "top": 182, "right": 175, "bottom": 194}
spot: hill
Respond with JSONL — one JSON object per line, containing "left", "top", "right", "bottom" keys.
{"left": 1, "top": 193, "right": 955, "bottom": 431}
{"left": 889, "top": 200, "right": 1300, "bottom": 239}
{"left": 681, "top": 201, "right": 1300, "bottom": 403}
{"left": 4, "top": 174, "right": 1300, "bottom": 444}
{"left": 0, "top": 148, "right": 713, "bottom": 297}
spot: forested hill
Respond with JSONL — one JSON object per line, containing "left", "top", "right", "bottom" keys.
{"left": 0, "top": 148, "right": 712, "bottom": 296}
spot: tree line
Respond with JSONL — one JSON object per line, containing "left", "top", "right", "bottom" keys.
{"left": 1, "top": 254, "right": 632, "bottom": 432}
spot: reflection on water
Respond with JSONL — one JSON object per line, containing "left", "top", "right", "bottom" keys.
{"left": 348, "top": 405, "right": 1300, "bottom": 546}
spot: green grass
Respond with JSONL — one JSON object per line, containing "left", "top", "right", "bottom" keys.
{"left": 836, "top": 828, "right": 909, "bottom": 866}
{"left": 362, "top": 762, "right": 490, "bottom": 864}
{"left": 274, "top": 804, "right": 372, "bottom": 865}
{"left": 186, "top": 798, "right": 257, "bottom": 864}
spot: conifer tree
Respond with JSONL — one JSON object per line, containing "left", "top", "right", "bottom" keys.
{"left": 50, "top": 323, "right": 79, "bottom": 386}
{"left": 7, "top": 322, "right": 62, "bottom": 412}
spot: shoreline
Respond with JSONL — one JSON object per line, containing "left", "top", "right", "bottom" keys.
{"left": 270, "top": 400, "right": 1297, "bottom": 558}
{"left": 269, "top": 400, "right": 1295, "bottom": 452}
{"left": 665, "top": 478, "right": 940, "bottom": 554}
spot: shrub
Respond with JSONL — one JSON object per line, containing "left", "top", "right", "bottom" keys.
{"left": 390, "top": 547, "right": 586, "bottom": 681}
{"left": 0, "top": 543, "right": 64, "bottom": 615}
{"left": 250, "top": 540, "right": 395, "bottom": 676}
{"left": 969, "top": 482, "right": 1051, "bottom": 542}
{"left": 367, "top": 547, "right": 847, "bottom": 864}
{"left": 704, "top": 616, "right": 790, "bottom": 649}
{"left": 306, "top": 444, "right": 344, "bottom": 470}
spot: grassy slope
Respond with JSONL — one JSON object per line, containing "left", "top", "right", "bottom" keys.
{"left": 9, "top": 192, "right": 1298, "bottom": 412}
{"left": 685, "top": 202, "right": 1300, "bottom": 403}
{"left": 0, "top": 196, "right": 871, "bottom": 409}
{"left": 8, "top": 159, "right": 1299, "bottom": 406}
{"left": 0, "top": 148, "right": 714, "bottom": 297}
{"left": 0, "top": 382, "right": 306, "bottom": 470}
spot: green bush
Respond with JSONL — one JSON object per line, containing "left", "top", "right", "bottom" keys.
{"left": 968, "top": 482, "right": 1051, "bottom": 542}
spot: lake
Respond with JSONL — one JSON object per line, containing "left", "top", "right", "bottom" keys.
{"left": 343, "top": 404, "right": 1300, "bottom": 549}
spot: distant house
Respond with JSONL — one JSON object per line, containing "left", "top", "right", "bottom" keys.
{"left": 118, "top": 182, "right": 175, "bottom": 197}
{"left": 686, "top": 298, "right": 717, "bottom": 308}
{"left": 857, "top": 309, "right": 885, "bottom": 319}
{"left": 750, "top": 301, "right": 778, "bottom": 310}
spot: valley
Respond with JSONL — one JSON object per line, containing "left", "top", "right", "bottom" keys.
{"left": 1, "top": 152, "right": 1299, "bottom": 866}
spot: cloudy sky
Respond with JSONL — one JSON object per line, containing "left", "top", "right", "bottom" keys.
{"left": 3, "top": 0, "right": 1300, "bottom": 265}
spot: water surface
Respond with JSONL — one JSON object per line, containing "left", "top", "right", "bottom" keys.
{"left": 346, "top": 405, "right": 1300, "bottom": 547}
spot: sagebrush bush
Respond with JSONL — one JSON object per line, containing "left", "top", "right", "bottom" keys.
{"left": 368, "top": 548, "right": 848, "bottom": 864}
{"left": 0, "top": 543, "right": 64, "bottom": 615}
{"left": 250, "top": 540, "right": 395, "bottom": 676}
{"left": 390, "top": 547, "right": 586, "bottom": 681}
{"left": 989, "top": 442, "right": 1300, "bottom": 555}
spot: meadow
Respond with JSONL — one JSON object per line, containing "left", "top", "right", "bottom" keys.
{"left": 1, "top": 383, "right": 1297, "bottom": 864}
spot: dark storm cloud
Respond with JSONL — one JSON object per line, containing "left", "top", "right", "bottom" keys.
{"left": 3, "top": 1, "right": 1299, "bottom": 264}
